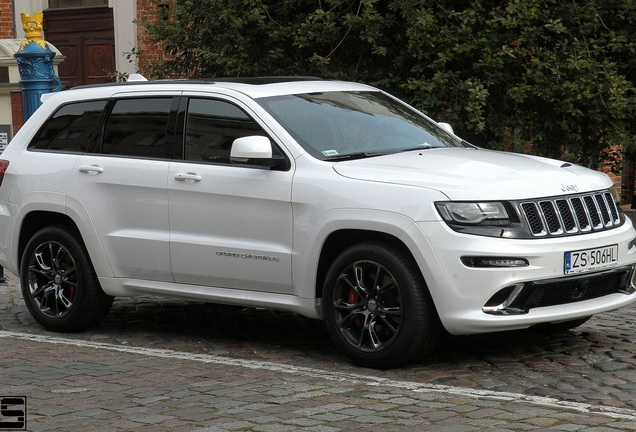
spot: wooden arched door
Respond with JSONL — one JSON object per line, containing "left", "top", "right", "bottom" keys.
{"left": 44, "top": 6, "right": 115, "bottom": 88}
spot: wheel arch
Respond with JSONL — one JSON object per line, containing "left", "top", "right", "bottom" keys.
{"left": 18, "top": 212, "right": 78, "bottom": 270}
{"left": 315, "top": 229, "right": 422, "bottom": 301}
{"left": 17, "top": 210, "right": 113, "bottom": 278}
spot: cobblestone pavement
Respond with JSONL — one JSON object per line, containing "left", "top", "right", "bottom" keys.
{"left": 1, "top": 271, "right": 635, "bottom": 431}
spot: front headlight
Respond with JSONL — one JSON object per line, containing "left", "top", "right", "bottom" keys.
{"left": 436, "top": 202, "right": 510, "bottom": 225}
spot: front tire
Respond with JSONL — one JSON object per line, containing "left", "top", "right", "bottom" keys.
{"left": 322, "top": 242, "right": 441, "bottom": 368}
{"left": 20, "top": 225, "right": 114, "bottom": 332}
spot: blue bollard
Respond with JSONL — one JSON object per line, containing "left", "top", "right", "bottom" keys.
{"left": 14, "top": 13, "right": 63, "bottom": 121}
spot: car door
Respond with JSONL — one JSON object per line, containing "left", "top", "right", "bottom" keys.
{"left": 66, "top": 96, "right": 177, "bottom": 281}
{"left": 168, "top": 96, "right": 293, "bottom": 293}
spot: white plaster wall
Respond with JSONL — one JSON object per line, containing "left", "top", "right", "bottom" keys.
{"left": 110, "top": 0, "right": 137, "bottom": 75}
{"left": 0, "top": 94, "right": 13, "bottom": 132}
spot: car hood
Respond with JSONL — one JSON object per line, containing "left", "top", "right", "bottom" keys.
{"left": 332, "top": 148, "right": 611, "bottom": 201}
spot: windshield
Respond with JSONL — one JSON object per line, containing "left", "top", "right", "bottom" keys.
{"left": 257, "top": 91, "right": 464, "bottom": 160}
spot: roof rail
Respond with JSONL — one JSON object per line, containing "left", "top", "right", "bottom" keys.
{"left": 209, "top": 76, "right": 322, "bottom": 84}
{"left": 69, "top": 75, "right": 324, "bottom": 90}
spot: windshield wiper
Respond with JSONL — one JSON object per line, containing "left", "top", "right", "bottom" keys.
{"left": 324, "top": 152, "right": 381, "bottom": 161}
{"left": 325, "top": 146, "right": 438, "bottom": 161}
{"left": 398, "top": 145, "right": 434, "bottom": 152}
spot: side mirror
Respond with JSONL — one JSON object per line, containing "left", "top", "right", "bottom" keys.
{"left": 230, "top": 136, "right": 273, "bottom": 161}
{"left": 230, "top": 136, "right": 287, "bottom": 170}
{"left": 437, "top": 122, "right": 454, "bottom": 134}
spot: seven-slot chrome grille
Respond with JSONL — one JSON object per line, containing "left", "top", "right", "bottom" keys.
{"left": 519, "top": 190, "right": 621, "bottom": 237}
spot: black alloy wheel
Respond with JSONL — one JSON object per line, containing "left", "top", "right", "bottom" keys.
{"left": 20, "top": 225, "right": 113, "bottom": 332}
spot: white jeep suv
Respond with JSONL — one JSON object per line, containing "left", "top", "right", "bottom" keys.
{"left": 0, "top": 77, "right": 634, "bottom": 368}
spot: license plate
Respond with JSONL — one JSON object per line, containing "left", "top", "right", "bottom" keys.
{"left": 564, "top": 244, "right": 618, "bottom": 275}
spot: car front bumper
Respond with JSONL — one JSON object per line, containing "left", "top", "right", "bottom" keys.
{"left": 406, "top": 219, "right": 636, "bottom": 335}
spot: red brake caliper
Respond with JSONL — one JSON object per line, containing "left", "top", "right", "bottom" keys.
{"left": 348, "top": 289, "right": 363, "bottom": 330}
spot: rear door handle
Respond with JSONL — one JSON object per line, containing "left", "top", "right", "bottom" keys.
{"left": 174, "top": 172, "right": 202, "bottom": 183}
{"left": 79, "top": 165, "right": 104, "bottom": 174}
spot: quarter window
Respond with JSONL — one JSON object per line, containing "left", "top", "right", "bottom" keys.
{"left": 184, "top": 98, "right": 267, "bottom": 164}
{"left": 30, "top": 100, "right": 107, "bottom": 152}
{"left": 102, "top": 98, "right": 174, "bottom": 158}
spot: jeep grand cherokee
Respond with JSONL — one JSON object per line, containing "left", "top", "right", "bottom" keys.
{"left": 0, "top": 76, "right": 634, "bottom": 367}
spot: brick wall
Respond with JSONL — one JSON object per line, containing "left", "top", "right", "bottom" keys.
{"left": 0, "top": 0, "right": 15, "bottom": 38}
{"left": 136, "top": 0, "right": 174, "bottom": 78}
{"left": 11, "top": 92, "right": 23, "bottom": 133}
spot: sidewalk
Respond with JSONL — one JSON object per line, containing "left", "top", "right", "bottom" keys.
{"left": 2, "top": 330, "right": 636, "bottom": 431}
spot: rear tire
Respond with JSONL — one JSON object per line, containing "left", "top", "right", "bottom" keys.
{"left": 20, "top": 225, "right": 113, "bottom": 332}
{"left": 322, "top": 242, "right": 441, "bottom": 368}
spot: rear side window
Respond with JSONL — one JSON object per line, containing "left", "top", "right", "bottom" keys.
{"left": 102, "top": 98, "right": 174, "bottom": 158}
{"left": 30, "top": 100, "right": 107, "bottom": 152}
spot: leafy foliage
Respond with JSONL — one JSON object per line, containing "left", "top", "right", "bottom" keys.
{"left": 139, "top": 0, "right": 636, "bottom": 167}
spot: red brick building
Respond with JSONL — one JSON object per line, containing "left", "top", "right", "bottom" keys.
{"left": 135, "top": 0, "right": 164, "bottom": 78}
{"left": 0, "top": 0, "right": 13, "bottom": 39}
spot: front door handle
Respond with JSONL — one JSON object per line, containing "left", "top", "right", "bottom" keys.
{"left": 174, "top": 172, "right": 202, "bottom": 183}
{"left": 79, "top": 165, "right": 104, "bottom": 175}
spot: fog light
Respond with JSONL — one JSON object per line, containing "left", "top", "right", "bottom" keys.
{"left": 462, "top": 257, "right": 529, "bottom": 268}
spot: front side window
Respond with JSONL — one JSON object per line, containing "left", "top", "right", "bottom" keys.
{"left": 101, "top": 98, "right": 173, "bottom": 158}
{"left": 257, "top": 91, "right": 464, "bottom": 160}
{"left": 184, "top": 98, "right": 268, "bottom": 164}
{"left": 30, "top": 100, "right": 107, "bottom": 152}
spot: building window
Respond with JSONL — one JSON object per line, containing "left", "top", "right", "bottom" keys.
{"left": 49, "top": 0, "right": 108, "bottom": 8}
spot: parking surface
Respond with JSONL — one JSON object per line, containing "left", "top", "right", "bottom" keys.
{"left": 1, "top": 270, "right": 635, "bottom": 431}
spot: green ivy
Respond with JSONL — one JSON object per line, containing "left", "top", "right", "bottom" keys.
{"left": 140, "top": 0, "right": 636, "bottom": 169}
